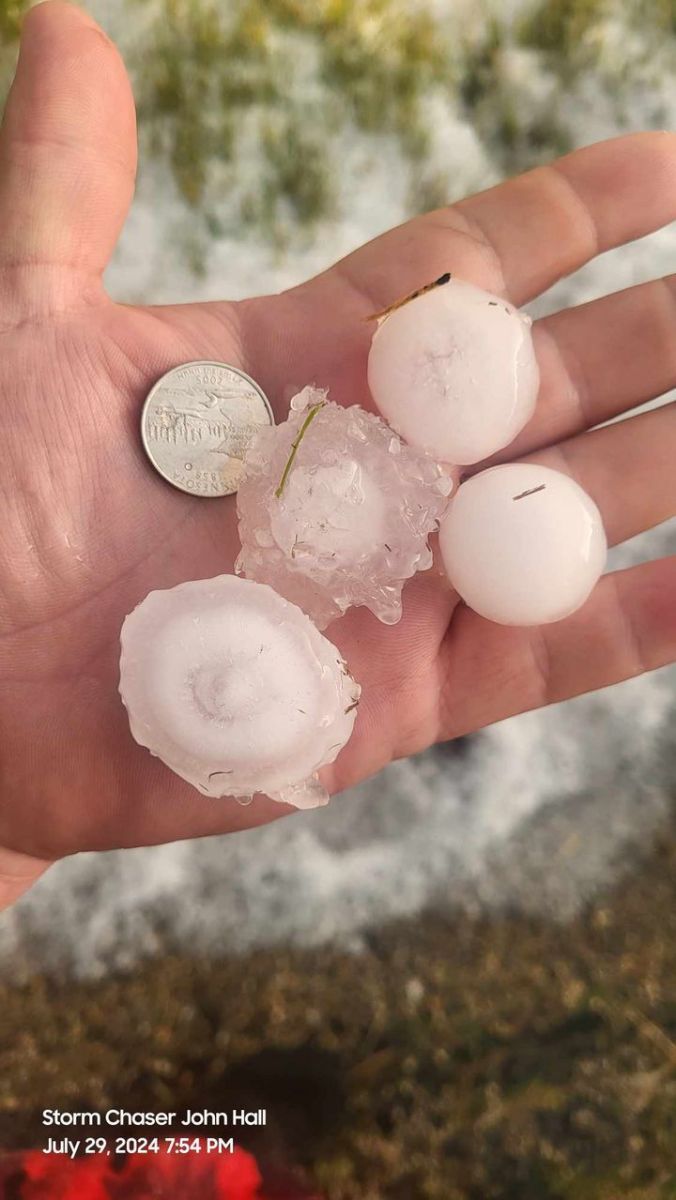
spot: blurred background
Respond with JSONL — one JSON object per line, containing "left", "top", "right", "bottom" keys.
{"left": 1, "top": 1, "right": 676, "bottom": 1196}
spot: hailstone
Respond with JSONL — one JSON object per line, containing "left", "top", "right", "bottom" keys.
{"left": 367, "top": 276, "right": 540, "bottom": 465}
{"left": 119, "top": 574, "right": 360, "bottom": 809}
{"left": 439, "top": 463, "right": 607, "bottom": 626}
{"left": 236, "top": 386, "right": 453, "bottom": 628}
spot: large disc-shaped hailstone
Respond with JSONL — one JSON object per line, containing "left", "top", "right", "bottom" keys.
{"left": 236, "top": 387, "right": 453, "bottom": 628}
{"left": 119, "top": 574, "right": 360, "bottom": 809}
{"left": 439, "top": 463, "right": 607, "bottom": 626}
{"left": 367, "top": 277, "right": 540, "bottom": 466}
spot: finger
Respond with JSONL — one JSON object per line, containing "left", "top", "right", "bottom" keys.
{"left": 0, "top": 2, "right": 136, "bottom": 301}
{"left": 439, "top": 556, "right": 676, "bottom": 739}
{"left": 328, "top": 132, "right": 676, "bottom": 311}
{"left": 522, "top": 401, "right": 676, "bottom": 548}
{"left": 501, "top": 274, "right": 676, "bottom": 459}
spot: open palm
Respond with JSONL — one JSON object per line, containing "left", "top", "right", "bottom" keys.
{"left": 2, "top": 2, "right": 676, "bottom": 907}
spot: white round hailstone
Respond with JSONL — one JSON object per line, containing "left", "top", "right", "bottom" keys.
{"left": 438, "top": 464, "right": 607, "bottom": 626}
{"left": 367, "top": 277, "right": 540, "bottom": 466}
{"left": 119, "top": 574, "right": 360, "bottom": 809}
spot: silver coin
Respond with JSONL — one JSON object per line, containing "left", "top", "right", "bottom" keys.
{"left": 141, "top": 361, "right": 274, "bottom": 497}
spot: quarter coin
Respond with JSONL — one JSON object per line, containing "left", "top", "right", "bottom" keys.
{"left": 141, "top": 361, "right": 274, "bottom": 497}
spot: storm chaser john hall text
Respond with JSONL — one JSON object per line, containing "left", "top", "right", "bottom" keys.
{"left": 42, "top": 1109, "right": 267, "bottom": 1127}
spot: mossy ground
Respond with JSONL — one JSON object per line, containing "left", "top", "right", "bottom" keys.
{"left": 131, "top": 0, "right": 453, "bottom": 249}
{"left": 518, "top": 0, "right": 612, "bottom": 61}
{"left": 2, "top": 0, "right": 673, "bottom": 255}
{"left": 130, "top": 0, "right": 676, "bottom": 248}
{"left": 1, "top": 818, "right": 676, "bottom": 1199}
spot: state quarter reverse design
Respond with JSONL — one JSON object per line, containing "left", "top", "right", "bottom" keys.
{"left": 141, "top": 361, "right": 274, "bottom": 497}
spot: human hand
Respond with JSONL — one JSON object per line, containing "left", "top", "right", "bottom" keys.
{"left": 1, "top": 2, "right": 675, "bottom": 908}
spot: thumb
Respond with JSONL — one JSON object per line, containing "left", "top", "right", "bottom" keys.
{"left": 0, "top": 1, "right": 137, "bottom": 311}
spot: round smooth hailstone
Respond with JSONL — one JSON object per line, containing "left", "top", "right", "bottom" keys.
{"left": 119, "top": 574, "right": 360, "bottom": 809}
{"left": 367, "top": 277, "right": 540, "bottom": 465}
{"left": 438, "top": 463, "right": 607, "bottom": 626}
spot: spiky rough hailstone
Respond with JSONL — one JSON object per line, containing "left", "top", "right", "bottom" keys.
{"left": 119, "top": 574, "right": 360, "bottom": 809}
{"left": 367, "top": 277, "right": 540, "bottom": 466}
{"left": 439, "top": 463, "right": 607, "bottom": 626}
{"left": 236, "top": 387, "right": 453, "bottom": 628}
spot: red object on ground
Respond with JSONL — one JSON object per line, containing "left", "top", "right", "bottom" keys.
{"left": 0, "top": 1143, "right": 323, "bottom": 1199}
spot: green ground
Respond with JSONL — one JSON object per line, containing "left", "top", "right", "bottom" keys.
{"left": 2, "top": 814, "right": 675, "bottom": 1199}
{"left": 5, "top": 0, "right": 672, "bottom": 254}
